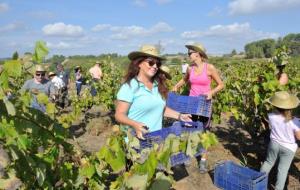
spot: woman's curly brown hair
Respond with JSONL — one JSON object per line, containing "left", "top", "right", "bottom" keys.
{"left": 123, "top": 56, "right": 168, "bottom": 99}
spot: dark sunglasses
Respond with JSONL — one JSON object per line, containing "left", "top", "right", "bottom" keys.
{"left": 144, "top": 59, "right": 161, "bottom": 67}
{"left": 36, "top": 73, "right": 45, "bottom": 77}
{"left": 188, "top": 51, "right": 196, "bottom": 56}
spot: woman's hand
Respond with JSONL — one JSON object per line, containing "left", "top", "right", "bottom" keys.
{"left": 172, "top": 85, "right": 179, "bottom": 92}
{"left": 179, "top": 113, "right": 192, "bottom": 122}
{"left": 133, "top": 122, "right": 149, "bottom": 140}
{"left": 205, "top": 91, "right": 213, "bottom": 100}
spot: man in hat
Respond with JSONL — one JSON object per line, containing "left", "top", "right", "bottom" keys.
{"left": 21, "top": 65, "right": 55, "bottom": 112}
{"left": 88, "top": 61, "right": 103, "bottom": 96}
{"left": 21, "top": 65, "right": 55, "bottom": 96}
{"left": 48, "top": 72, "right": 65, "bottom": 91}
{"left": 56, "top": 63, "right": 70, "bottom": 88}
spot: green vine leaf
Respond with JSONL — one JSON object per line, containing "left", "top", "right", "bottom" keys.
{"left": 33, "top": 41, "right": 49, "bottom": 64}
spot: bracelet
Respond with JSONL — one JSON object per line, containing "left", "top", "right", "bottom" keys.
{"left": 178, "top": 113, "right": 181, "bottom": 120}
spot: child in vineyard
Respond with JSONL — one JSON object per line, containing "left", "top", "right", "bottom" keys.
{"left": 172, "top": 43, "right": 224, "bottom": 173}
{"left": 115, "top": 45, "right": 192, "bottom": 140}
{"left": 260, "top": 91, "right": 300, "bottom": 190}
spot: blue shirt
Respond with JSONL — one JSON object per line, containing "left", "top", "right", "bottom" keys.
{"left": 117, "top": 78, "right": 166, "bottom": 132}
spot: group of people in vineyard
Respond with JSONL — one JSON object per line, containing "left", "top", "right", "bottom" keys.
{"left": 114, "top": 43, "right": 299, "bottom": 190}
{"left": 21, "top": 60, "right": 103, "bottom": 111}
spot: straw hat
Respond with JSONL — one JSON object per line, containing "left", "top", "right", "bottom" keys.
{"left": 160, "top": 65, "right": 171, "bottom": 80}
{"left": 48, "top": 72, "right": 56, "bottom": 77}
{"left": 128, "top": 44, "right": 165, "bottom": 61}
{"left": 185, "top": 43, "right": 208, "bottom": 59}
{"left": 267, "top": 91, "right": 299, "bottom": 109}
{"left": 35, "top": 65, "right": 46, "bottom": 72}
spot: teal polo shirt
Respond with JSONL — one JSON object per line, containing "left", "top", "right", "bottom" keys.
{"left": 117, "top": 78, "right": 166, "bottom": 132}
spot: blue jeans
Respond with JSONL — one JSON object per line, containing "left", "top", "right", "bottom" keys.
{"left": 90, "top": 78, "right": 99, "bottom": 97}
{"left": 260, "top": 140, "right": 295, "bottom": 190}
{"left": 76, "top": 83, "right": 82, "bottom": 96}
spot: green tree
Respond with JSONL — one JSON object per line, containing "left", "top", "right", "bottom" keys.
{"left": 245, "top": 39, "right": 275, "bottom": 58}
{"left": 12, "top": 51, "right": 19, "bottom": 60}
{"left": 231, "top": 49, "right": 237, "bottom": 56}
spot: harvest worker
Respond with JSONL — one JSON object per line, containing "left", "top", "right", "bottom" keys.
{"left": 21, "top": 65, "right": 55, "bottom": 97}
{"left": 21, "top": 65, "right": 55, "bottom": 112}
{"left": 276, "top": 62, "right": 288, "bottom": 85}
{"left": 159, "top": 65, "right": 172, "bottom": 81}
{"left": 74, "top": 66, "right": 84, "bottom": 96}
{"left": 48, "top": 72, "right": 65, "bottom": 102}
{"left": 115, "top": 44, "right": 192, "bottom": 140}
{"left": 56, "top": 63, "right": 70, "bottom": 108}
{"left": 172, "top": 43, "right": 224, "bottom": 173}
{"left": 89, "top": 61, "right": 103, "bottom": 96}
{"left": 260, "top": 91, "right": 300, "bottom": 190}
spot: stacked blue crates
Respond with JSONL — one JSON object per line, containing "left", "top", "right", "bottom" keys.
{"left": 137, "top": 121, "right": 203, "bottom": 167}
{"left": 134, "top": 93, "right": 211, "bottom": 167}
{"left": 167, "top": 92, "right": 212, "bottom": 118}
{"left": 214, "top": 161, "right": 268, "bottom": 190}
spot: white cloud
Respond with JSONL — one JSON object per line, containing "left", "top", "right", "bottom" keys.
{"left": 92, "top": 22, "right": 173, "bottom": 40}
{"left": 91, "top": 24, "right": 111, "bottom": 32}
{"left": 228, "top": 0, "right": 300, "bottom": 15}
{"left": 181, "top": 22, "right": 279, "bottom": 40}
{"left": 150, "top": 22, "right": 173, "bottom": 33}
{"left": 46, "top": 41, "right": 72, "bottom": 49}
{"left": 42, "top": 22, "right": 84, "bottom": 37}
{"left": 0, "top": 22, "right": 25, "bottom": 32}
{"left": 0, "top": 3, "right": 9, "bottom": 13}
{"left": 181, "top": 22, "right": 280, "bottom": 54}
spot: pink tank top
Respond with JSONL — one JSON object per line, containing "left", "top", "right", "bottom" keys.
{"left": 189, "top": 63, "right": 211, "bottom": 96}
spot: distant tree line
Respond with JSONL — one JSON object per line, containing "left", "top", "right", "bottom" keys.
{"left": 244, "top": 33, "right": 300, "bottom": 58}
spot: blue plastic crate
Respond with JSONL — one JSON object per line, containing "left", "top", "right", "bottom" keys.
{"left": 138, "top": 121, "right": 203, "bottom": 149}
{"left": 167, "top": 92, "right": 212, "bottom": 117}
{"left": 214, "top": 161, "right": 268, "bottom": 190}
{"left": 135, "top": 121, "right": 204, "bottom": 166}
{"left": 170, "top": 152, "right": 190, "bottom": 166}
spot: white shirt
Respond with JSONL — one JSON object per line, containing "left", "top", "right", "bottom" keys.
{"left": 181, "top": 63, "right": 188, "bottom": 74}
{"left": 51, "top": 76, "right": 65, "bottom": 90}
{"left": 269, "top": 113, "right": 300, "bottom": 152}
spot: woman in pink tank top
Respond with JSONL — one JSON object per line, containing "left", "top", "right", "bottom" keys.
{"left": 172, "top": 43, "right": 224, "bottom": 173}
{"left": 173, "top": 43, "right": 224, "bottom": 100}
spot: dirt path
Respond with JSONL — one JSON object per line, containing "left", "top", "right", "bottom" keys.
{"left": 69, "top": 108, "right": 300, "bottom": 189}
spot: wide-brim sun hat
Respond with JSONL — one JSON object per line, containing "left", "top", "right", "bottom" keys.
{"left": 267, "top": 91, "right": 299, "bottom": 109}
{"left": 48, "top": 71, "right": 56, "bottom": 76}
{"left": 35, "top": 65, "right": 46, "bottom": 72}
{"left": 185, "top": 43, "right": 208, "bottom": 59}
{"left": 160, "top": 65, "right": 171, "bottom": 80}
{"left": 128, "top": 44, "right": 166, "bottom": 61}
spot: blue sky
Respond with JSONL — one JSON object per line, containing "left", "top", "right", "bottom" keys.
{"left": 0, "top": 0, "right": 300, "bottom": 57}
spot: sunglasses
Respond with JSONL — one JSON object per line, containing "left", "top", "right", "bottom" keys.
{"left": 144, "top": 58, "right": 161, "bottom": 68}
{"left": 188, "top": 51, "right": 196, "bottom": 56}
{"left": 35, "top": 73, "right": 45, "bottom": 77}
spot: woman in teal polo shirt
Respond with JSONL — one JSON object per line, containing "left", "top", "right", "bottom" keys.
{"left": 115, "top": 45, "right": 192, "bottom": 139}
